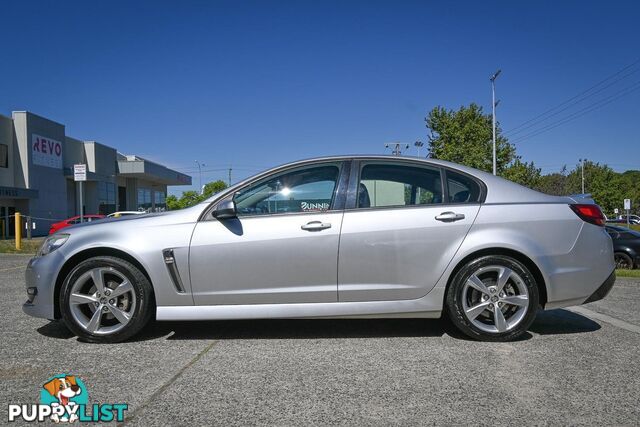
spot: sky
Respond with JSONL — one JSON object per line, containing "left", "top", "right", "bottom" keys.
{"left": 1, "top": 0, "right": 639, "bottom": 195}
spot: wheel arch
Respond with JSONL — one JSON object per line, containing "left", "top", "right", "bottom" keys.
{"left": 615, "top": 245, "right": 637, "bottom": 257}
{"left": 53, "top": 247, "right": 155, "bottom": 319}
{"left": 445, "top": 247, "right": 548, "bottom": 308}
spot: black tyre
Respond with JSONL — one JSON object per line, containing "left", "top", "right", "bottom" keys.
{"left": 614, "top": 252, "right": 633, "bottom": 270}
{"left": 445, "top": 255, "right": 539, "bottom": 342}
{"left": 60, "top": 256, "right": 154, "bottom": 343}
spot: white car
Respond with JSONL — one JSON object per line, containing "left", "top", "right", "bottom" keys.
{"left": 618, "top": 214, "right": 640, "bottom": 225}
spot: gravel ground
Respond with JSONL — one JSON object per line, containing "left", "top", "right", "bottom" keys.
{"left": 1, "top": 254, "right": 638, "bottom": 426}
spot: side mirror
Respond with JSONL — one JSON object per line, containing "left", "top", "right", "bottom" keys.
{"left": 213, "top": 199, "right": 237, "bottom": 219}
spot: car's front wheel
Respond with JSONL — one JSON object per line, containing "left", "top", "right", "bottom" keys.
{"left": 60, "top": 256, "right": 154, "bottom": 343}
{"left": 445, "top": 255, "right": 539, "bottom": 342}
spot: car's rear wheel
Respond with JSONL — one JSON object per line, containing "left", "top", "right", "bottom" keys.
{"left": 614, "top": 252, "right": 633, "bottom": 270}
{"left": 445, "top": 255, "right": 539, "bottom": 342}
{"left": 60, "top": 256, "right": 153, "bottom": 343}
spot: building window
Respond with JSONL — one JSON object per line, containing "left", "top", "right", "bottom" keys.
{"left": 137, "top": 188, "right": 152, "bottom": 212}
{"left": 0, "top": 144, "right": 7, "bottom": 168}
{"left": 154, "top": 191, "right": 166, "bottom": 212}
{"left": 98, "top": 182, "right": 116, "bottom": 215}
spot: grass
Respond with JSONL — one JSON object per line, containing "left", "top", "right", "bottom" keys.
{"left": 608, "top": 223, "right": 640, "bottom": 232}
{"left": 616, "top": 269, "right": 640, "bottom": 278}
{"left": 0, "top": 237, "right": 44, "bottom": 254}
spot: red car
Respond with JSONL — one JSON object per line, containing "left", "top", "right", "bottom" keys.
{"left": 49, "top": 215, "right": 105, "bottom": 235}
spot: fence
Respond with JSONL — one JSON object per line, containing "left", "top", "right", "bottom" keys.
{"left": 1, "top": 213, "right": 68, "bottom": 250}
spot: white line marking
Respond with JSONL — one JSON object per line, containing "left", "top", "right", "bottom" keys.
{"left": 567, "top": 306, "right": 640, "bottom": 335}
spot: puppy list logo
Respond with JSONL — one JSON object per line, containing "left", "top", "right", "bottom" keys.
{"left": 7, "top": 374, "right": 128, "bottom": 423}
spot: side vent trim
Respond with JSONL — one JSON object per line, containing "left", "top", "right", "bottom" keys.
{"left": 163, "top": 249, "right": 186, "bottom": 293}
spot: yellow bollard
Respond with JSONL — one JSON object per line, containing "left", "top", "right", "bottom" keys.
{"left": 15, "top": 212, "right": 21, "bottom": 251}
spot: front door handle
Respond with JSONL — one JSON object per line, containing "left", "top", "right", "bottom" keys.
{"left": 301, "top": 221, "right": 332, "bottom": 231}
{"left": 435, "top": 211, "right": 465, "bottom": 222}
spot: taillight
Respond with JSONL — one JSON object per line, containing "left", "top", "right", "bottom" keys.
{"left": 569, "top": 204, "right": 605, "bottom": 226}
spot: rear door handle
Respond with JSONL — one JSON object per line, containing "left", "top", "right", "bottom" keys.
{"left": 435, "top": 211, "right": 465, "bottom": 222}
{"left": 301, "top": 221, "right": 332, "bottom": 231}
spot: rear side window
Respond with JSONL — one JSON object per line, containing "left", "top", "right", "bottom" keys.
{"left": 358, "top": 163, "right": 443, "bottom": 208}
{"left": 446, "top": 170, "right": 481, "bottom": 204}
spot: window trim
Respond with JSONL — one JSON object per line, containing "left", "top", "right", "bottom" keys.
{"left": 203, "top": 160, "right": 349, "bottom": 221}
{"left": 345, "top": 159, "right": 486, "bottom": 211}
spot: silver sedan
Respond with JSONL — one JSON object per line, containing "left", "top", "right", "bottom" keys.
{"left": 23, "top": 156, "right": 615, "bottom": 342}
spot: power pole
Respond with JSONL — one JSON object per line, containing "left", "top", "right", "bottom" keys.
{"left": 228, "top": 167, "right": 232, "bottom": 186}
{"left": 414, "top": 140, "right": 424, "bottom": 157}
{"left": 384, "top": 142, "right": 409, "bottom": 156}
{"left": 195, "top": 160, "right": 205, "bottom": 194}
{"left": 490, "top": 69, "right": 502, "bottom": 175}
{"left": 579, "top": 158, "right": 586, "bottom": 194}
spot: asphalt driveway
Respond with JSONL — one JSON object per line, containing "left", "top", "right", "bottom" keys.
{"left": 1, "top": 253, "right": 639, "bottom": 425}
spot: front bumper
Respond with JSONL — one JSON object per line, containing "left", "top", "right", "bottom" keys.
{"left": 584, "top": 270, "right": 616, "bottom": 304}
{"left": 22, "top": 252, "right": 65, "bottom": 320}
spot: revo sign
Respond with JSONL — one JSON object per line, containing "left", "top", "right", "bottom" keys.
{"left": 32, "top": 134, "right": 63, "bottom": 169}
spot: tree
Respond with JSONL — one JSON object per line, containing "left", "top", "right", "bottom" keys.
{"left": 532, "top": 164, "right": 640, "bottom": 218}
{"left": 617, "top": 171, "right": 640, "bottom": 216}
{"left": 178, "top": 191, "right": 204, "bottom": 208}
{"left": 565, "top": 161, "right": 618, "bottom": 215}
{"left": 166, "top": 194, "right": 180, "bottom": 211}
{"left": 202, "top": 180, "right": 228, "bottom": 198}
{"left": 502, "top": 158, "right": 541, "bottom": 188}
{"left": 166, "top": 180, "right": 229, "bottom": 210}
{"left": 425, "top": 103, "right": 516, "bottom": 174}
{"left": 534, "top": 167, "right": 567, "bottom": 196}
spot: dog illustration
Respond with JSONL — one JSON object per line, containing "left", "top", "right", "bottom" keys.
{"left": 43, "top": 376, "right": 82, "bottom": 423}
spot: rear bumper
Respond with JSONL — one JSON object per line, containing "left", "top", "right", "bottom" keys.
{"left": 584, "top": 270, "right": 616, "bottom": 304}
{"left": 542, "top": 223, "right": 615, "bottom": 310}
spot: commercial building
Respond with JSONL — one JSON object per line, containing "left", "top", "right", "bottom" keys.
{"left": 0, "top": 111, "right": 191, "bottom": 237}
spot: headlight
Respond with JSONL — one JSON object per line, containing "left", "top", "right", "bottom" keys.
{"left": 38, "top": 234, "right": 69, "bottom": 257}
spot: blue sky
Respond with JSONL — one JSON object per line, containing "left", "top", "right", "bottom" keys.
{"left": 1, "top": 1, "right": 639, "bottom": 195}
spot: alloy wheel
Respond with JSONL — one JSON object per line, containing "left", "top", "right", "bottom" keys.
{"left": 68, "top": 267, "right": 137, "bottom": 335}
{"left": 461, "top": 265, "right": 530, "bottom": 334}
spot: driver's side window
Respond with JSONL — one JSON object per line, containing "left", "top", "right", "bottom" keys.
{"left": 233, "top": 163, "right": 340, "bottom": 216}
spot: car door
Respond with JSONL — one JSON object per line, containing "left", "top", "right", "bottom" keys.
{"left": 337, "top": 160, "right": 482, "bottom": 302}
{"left": 190, "top": 161, "right": 348, "bottom": 305}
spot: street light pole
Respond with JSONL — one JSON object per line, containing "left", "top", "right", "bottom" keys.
{"left": 579, "top": 158, "right": 586, "bottom": 194}
{"left": 195, "top": 160, "right": 205, "bottom": 194}
{"left": 490, "top": 69, "right": 501, "bottom": 176}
